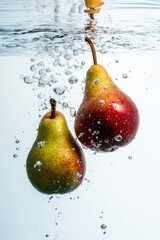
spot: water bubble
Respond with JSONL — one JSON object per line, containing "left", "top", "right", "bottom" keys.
{"left": 70, "top": 107, "right": 76, "bottom": 117}
{"left": 93, "top": 78, "right": 100, "bottom": 85}
{"left": 65, "top": 70, "right": 72, "bottom": 75}
{"left": 38, "top": 75, "right": 50, "bottom": 86}
{"left": 99, "top": 100, "right": 105, "bottom": 107}
{"left": 50, "top": 74, "right": 58, "bottom": 83}
{"left": 53, "top": 86, "right": 65, "bottom": 95}
{"left": 38, "top": 93, "right": 45, "bottom": 99}
{"left": 78, "top": 132, "right": 84, "bottom": 138}
{"left": 37, "top": 141, "right": 45, "bottom": 148}
{"left": 76, "top": 172, "right": 82, "bottom": 179}
{"left": 114, "top": 135, "right": 122, "bottom": 142}
{"left": 68, "top": 76, "right": 78, "bottom": 84}
{"left": 23, "top": 76, "right": 34, "bottom": 84}
{"left": 37, "top": 61, "right": 45, "bottom": 67}
{"left": 39, "top": 68, "right": 46, "bottom": 76}
{"left": 13, "top": 154, "right": 18, "bottom": 158}
{"left": 101, "top": 224, "right": 107, "bottom": 229}
{"left": 122, "top": 73, "right": 128, "bottom": 79}
{"left": 62, "top": 102, "right": 68, "bottom": 108}
{"left": 46, "top": 68, "right": 51, "bottom": 73}
{"left": 34, "top": 161, "right": 42, "bottom": 168}
{"left": 30, "top": 65, "right": 38, "bottom": 72}
{"left": 64, "top": 54, "right": 72, "bottom": 61}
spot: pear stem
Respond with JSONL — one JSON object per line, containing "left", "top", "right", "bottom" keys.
{"left": 85, "top": 37, "right": 97, "bottom": 65}
{"left": 50, "top": 98, "right": 56, "bottom": 119}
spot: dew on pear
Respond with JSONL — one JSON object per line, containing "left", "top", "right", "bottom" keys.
{"left": 70, "top": 107, "right": 76, "bottom": 117}
{"left": 114, "top": 135, "right": 122, "bottom": 142}
{"left": 53, "top": 86, "right": 65, "bottom": 95}
{"left": 93, "top": 78, "right": 100, "bottom": 85}
{"left": 68, "top": 76, "right": 78, "bottom": 84}
{"left": 34, "top": 161, "right": 42, "bottom": 168}
{"left": 99, "top": 100, "right": 105, "bottom": 107}
{"left": 37, "top": 140, "right": 45, "bottom": 148}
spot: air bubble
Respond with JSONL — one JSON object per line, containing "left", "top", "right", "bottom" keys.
{"left": 30, "top": 65, "right": 37, "bottom": 72}
{"left": 78, "top": 132, "right": 84, "bottom": 138}
{"left": 15, "top": 139, "right": 20, "bottom": 144}
{"left": 38, "top": 75, "right": 50, "bottom": 86}
{"left": 76, "top": 172, "right": 82, "bottom": 179}
{"left": 64, "top": 54, "right": 72, "bottom": 60}
{"left": 37, "top": 61, "right": 45, "bottom": 67}
{"left": 122, "top": 73, "right": 128, "bottom": 78}
{"left": 37, "top": 141, "right": 45, "bottom": 148}
{"left": 13, "top": 154, "right": 18, "bottom": 158}
{"left": 93, "top": 78, "right": 100, "bottom": 85}
{"left": 34, "top": 161, "right": 42, "bottom": 168}
{"left": 115, "top": 59, "right": 119, "bottom": 63}
{"left": 99, "top": 100, "right": 105, "bottom": 107}
{"left": 68, "top": 76, "right": 78, "bottom": 84}
{"left": 101, "top": 224, "right": 107, "bottom": 229}
{"left": 62, "top": 102, "right": 68, "bottom": 108}
{"left": 53, "top": 86, "right": 65, "bottom": 95}
{"left": 70, "top": 107, "right": 76, "bottom": 117}
{"left": 114, "top": 135, "right": 122, "bottom": 142}
{"left": 23, "top": 76, "right": 34, "bottom": 84}
{"left": 128, "top": 155, "right": 132, "bottom": 160}
{"left": 38, "top": 93, "right": 45, "bottom": 99}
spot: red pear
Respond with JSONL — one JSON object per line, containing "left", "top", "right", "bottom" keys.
{"left": 74, "top": 37, "right": 139, "bottom": 152}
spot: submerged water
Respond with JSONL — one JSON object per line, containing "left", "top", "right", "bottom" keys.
{"left": 0, "top": 0, "right": 160, "bottom": 55}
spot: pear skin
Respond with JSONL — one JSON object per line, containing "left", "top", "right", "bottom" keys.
{"left": 74, "top": 38, "right": 139, "bottom": 152}
{"left": 27, "top": 100, "right": 85, "bottom": 194}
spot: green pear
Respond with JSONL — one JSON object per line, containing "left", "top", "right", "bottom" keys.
{"left": 27, "top": 99, "right": 85, "bottom": 194}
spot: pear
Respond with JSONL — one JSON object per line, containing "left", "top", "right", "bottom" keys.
{"left": 74, "top": 37, "right": 139, "bottom": 152}
{"left": 27, "top": 99, "right": 85, "bottom": 194}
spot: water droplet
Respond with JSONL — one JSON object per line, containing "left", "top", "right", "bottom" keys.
{"left": 93, "top": 78, "right": 100, "bottom": 85}
{"left": 99, "top": 100, "right": 105, "bottom": 107}
{"left": 101, "top": 224, "right": 107, "bottom": 229}
{"left": 114, "top": 135, "right": 122, "bottom": 142}
{"left": 70, "top": 107, "right": 76, "bottom": 117}
{"left": 76, "top": 172, "right": 82, "bottom": 179}
{"left": 34, "top": 161, "right": 42, "bottom": 168}
{"left": 78, "top": 132, "right": 84, "bottom": 138}
{"left": 122, "top": 73, "right": 128, "bottom": 79}
{"left": 53, "top": 86, "right": 65, "bottom": 95}
{"left": 68, "top": 76, "right": 78, "bottom": 84}
{"left": 13, "top": 154, "right": 18, "bottom": 158}
{"left": 37, "top": 140, "right": 45, "bottom": 148}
